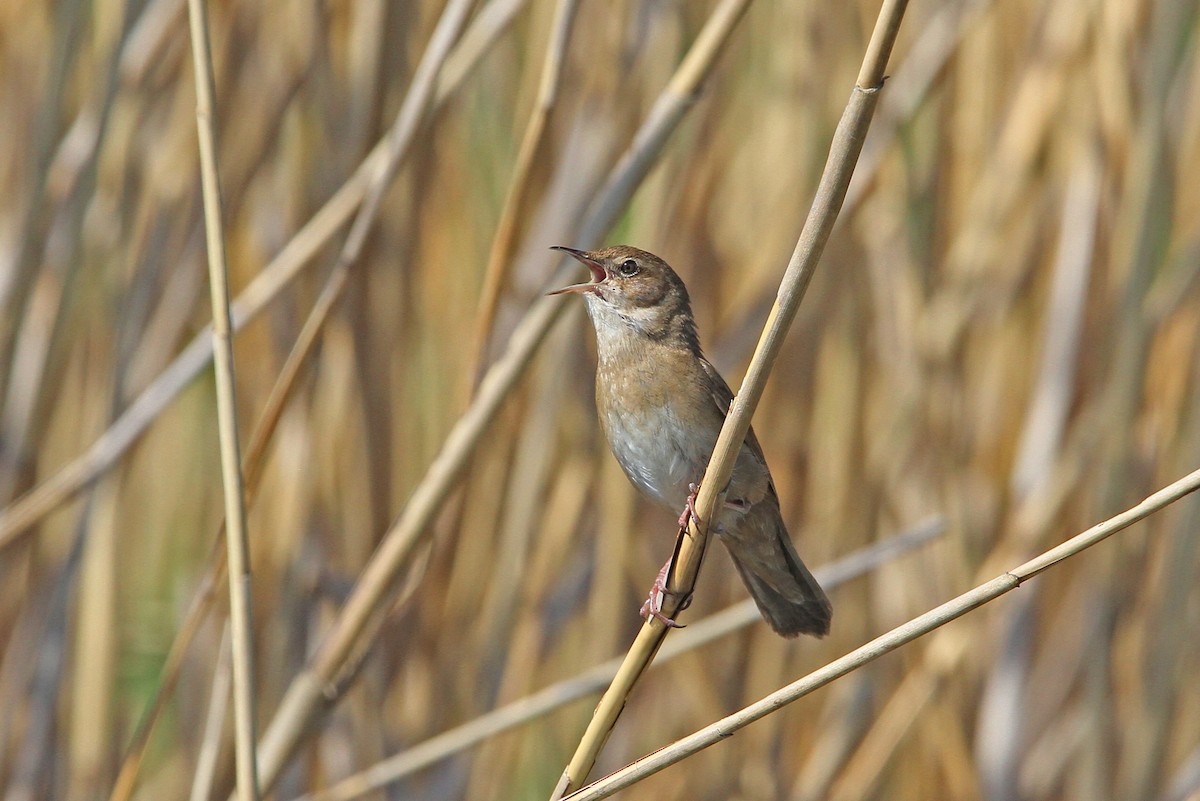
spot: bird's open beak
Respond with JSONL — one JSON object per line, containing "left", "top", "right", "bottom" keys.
{"left": 548, "top": 246, "right": 606, "bottom": 295}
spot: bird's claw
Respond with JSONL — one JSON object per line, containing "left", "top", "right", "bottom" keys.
{"left": 677, "top": 482, "right": 701, "bottom": 530}
{"left": 640, "top": 584, "right": 686, "bottom": 629}
{"left": 640, "top": 557, "right": 689, "bottom": 629}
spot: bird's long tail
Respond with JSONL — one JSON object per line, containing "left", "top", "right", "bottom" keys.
{"left": 722, "top": 502, "right": 832, "bottom": 638}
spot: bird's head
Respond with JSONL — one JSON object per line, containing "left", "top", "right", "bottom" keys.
{"left": 548, "top": 245, "right": 696, "bottom": 348}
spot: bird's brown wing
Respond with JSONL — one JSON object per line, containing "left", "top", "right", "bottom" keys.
{"left": 699, "top": 358, "right": 831, "bottom": 638}
{"left": 697, "top": 356, "right": 778, "bottom": 499}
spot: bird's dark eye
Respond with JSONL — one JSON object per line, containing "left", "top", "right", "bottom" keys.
{"left": 618, "top": 259, "right": 639, "bottom": 277}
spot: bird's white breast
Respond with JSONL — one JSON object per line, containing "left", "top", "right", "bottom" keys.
{"left": 602, "top": 403, "right": 695, "bottom": 510}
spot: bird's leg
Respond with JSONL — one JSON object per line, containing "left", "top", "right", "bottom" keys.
{"left": 640, "top": 485, "right": 703, "bottom": 628}
{"left": 639, "top": 554, "right": 691, "bottom": 629}
{"left": 677, "top": 482, "right": 701, "bottom": 530}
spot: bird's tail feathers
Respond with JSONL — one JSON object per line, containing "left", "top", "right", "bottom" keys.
{"left": 723, "top": 506, "right": 832, "bottom": 638}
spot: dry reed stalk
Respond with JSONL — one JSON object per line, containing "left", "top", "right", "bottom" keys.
{"left": 248, "top": 0, "right": 766, "bottom": 791}
{"left": 566, "top": 463, "right": 1200, "bottom": 800}
{"left": 549, "top": 0, "right": 908, "bottom": 795}
{"left": 1122, "top": 466, "right": 1200, "bottom": 800}
{"left": 467, "top": 0, "right": 580, "bottom": 385}
{"left": 0, "top": 181, "right": 363, "bottom": 555}
{"left": 186, "top": 0, "right": 259, "bottom": 795}
{"left": 288, "top": 520, "right": 941, "bottom": 801}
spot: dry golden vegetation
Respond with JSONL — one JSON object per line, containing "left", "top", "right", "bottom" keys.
{"left": 1, "top": 0, "right": 1199, "bottom": 798}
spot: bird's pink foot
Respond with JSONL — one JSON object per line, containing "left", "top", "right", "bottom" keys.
{"left": 639, "top": 557, "right": 686, "bottom": 629}
{"left": 677, "top": 483, "right": 701, "bottom": 530}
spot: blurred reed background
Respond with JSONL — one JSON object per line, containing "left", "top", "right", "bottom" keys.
{"left": 2, "top": 0, "right": 1199, "bottom": 798}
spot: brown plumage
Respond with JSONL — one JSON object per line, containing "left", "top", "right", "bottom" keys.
{"left": 550, "top": 245, "right": 832, "bottom": 638}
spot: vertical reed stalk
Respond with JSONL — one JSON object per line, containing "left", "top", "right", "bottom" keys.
{"left": 186, "top": 0, "right": 259, "bottom": 797}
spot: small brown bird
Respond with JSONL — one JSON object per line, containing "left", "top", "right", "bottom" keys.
{"left": 549, "top": 245, "right": 832, "bottom": 637}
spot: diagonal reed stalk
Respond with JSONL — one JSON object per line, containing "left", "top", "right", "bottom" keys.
{"left": 185, "top": 0, "right": 259, "bottom": 797}
{"left": 289, "top": 520, "right": 943, "bottom": 801}
{"left": 548, "top": 0, "right": 909, "bottom": 796}
{"left": 564, "top": 462, "right": 1200, "bottom": 800}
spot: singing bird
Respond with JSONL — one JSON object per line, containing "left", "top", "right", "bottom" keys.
{"left": 549, "top": 245, "right": 831, "bottom": 637}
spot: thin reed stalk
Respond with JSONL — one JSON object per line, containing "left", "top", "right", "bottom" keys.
{"left": 186, "top": 0, "right": 258, "bottom": 796}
